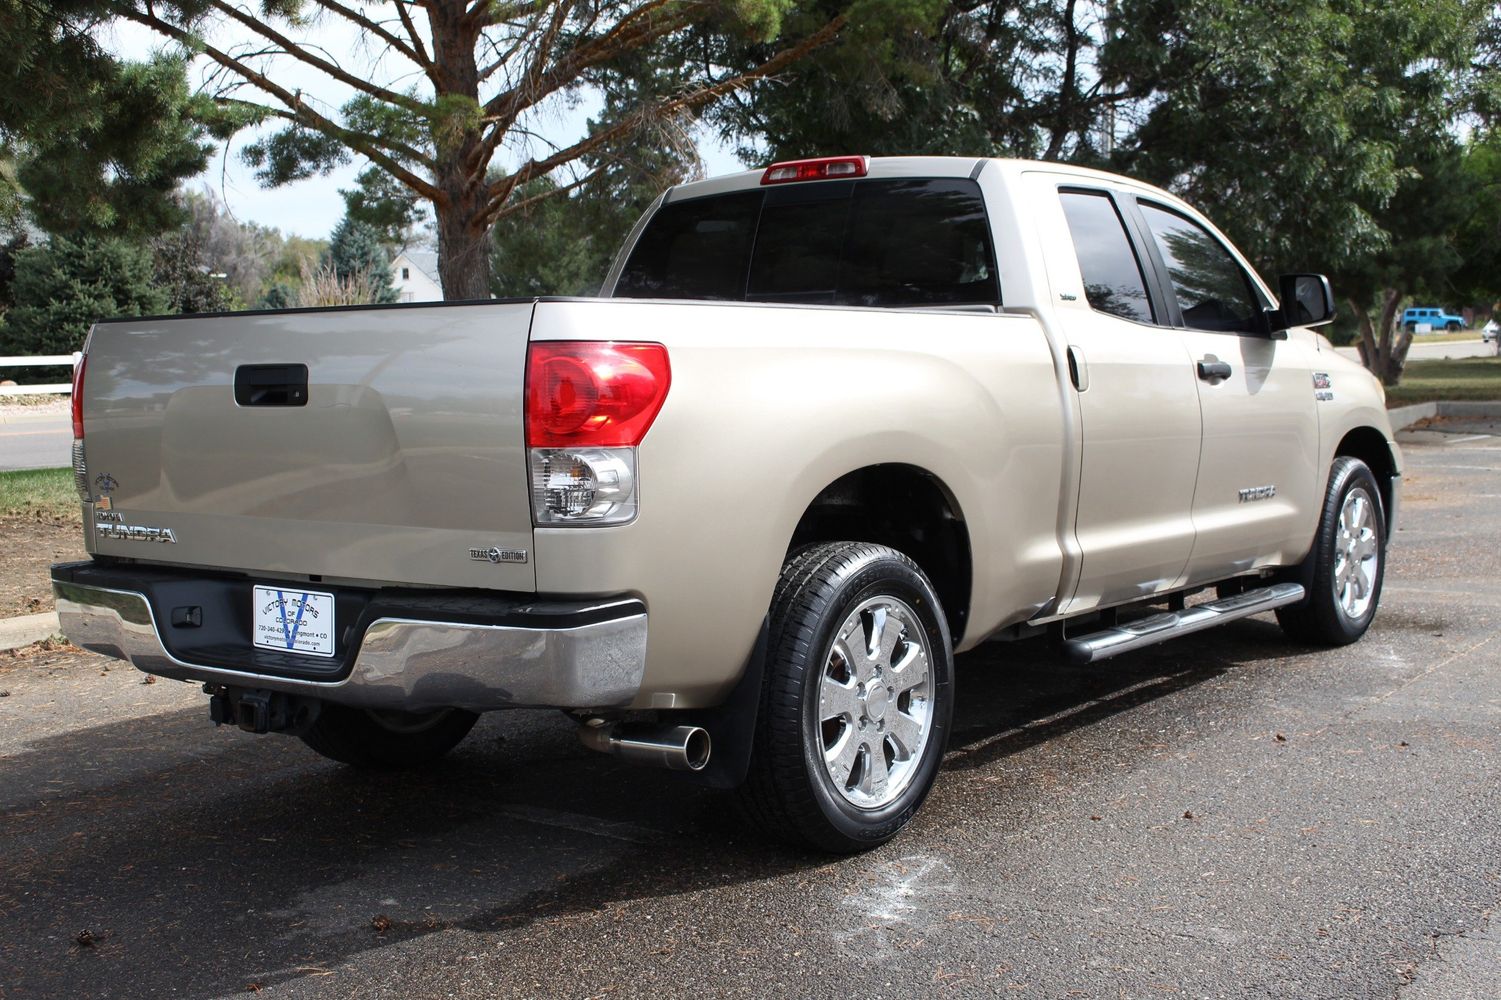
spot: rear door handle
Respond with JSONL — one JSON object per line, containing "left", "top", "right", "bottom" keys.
{"left": 1196, "top": 359, "right": 1232, "bottom": 382}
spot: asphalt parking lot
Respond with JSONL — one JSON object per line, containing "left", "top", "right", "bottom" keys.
{"left": 1, "top": 427, "right": 1497, "bottom": 1000}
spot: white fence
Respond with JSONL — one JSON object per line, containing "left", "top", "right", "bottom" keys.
{"left": 0, "top": 353, "right": 82, "bottom": 395}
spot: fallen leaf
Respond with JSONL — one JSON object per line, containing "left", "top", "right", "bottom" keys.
{"left": 74, "top": 930, "right": 95, "bottom": 948}
{"left": 1183, "top": 811, "right": 1194, "bottom": 820}
{"left": 1275, "top": 733, "right": 1287, "bottom": 743}
{"left": 142, "top": 675, "right": 157, "bottom": 685}
{"left": 371, "top": 914, "right": 392, "bottom": 934}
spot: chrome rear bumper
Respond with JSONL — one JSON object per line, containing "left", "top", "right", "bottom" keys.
{"left": 53, "top": 576, "right": 647, "bottom": 713}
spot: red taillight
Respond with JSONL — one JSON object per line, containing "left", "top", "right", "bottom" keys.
{"left": 71, "top": 354, "right": 87, "bottom": 439}
{"left": 526, "top": 342, "right": 671, "bottom": 447}
{"left": 760, "top": 155, "right": 869, "bottom": 185}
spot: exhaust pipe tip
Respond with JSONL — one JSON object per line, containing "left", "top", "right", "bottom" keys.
{"left": 578, "top": 721, "right": 711, "bottom": 772}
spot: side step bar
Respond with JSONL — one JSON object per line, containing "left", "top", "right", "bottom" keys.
{"left": 1061, "top": 582, "right": 1306, "bottom": 664}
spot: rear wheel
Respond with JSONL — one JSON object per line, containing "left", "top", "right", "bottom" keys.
{"left": 300, "top": 704, "right": 478, "bottom": 769}
{"left": 1446, "top": 320, "right": 1462, "bottom": 331}
{"left": 1277, "top": 457, "right": 1386, "bottom": 645}
{"left": 737, "top": 542, "right": 954, "bottom": 853}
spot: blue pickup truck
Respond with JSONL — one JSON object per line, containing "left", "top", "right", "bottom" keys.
{"left": 1402, "top": 306, "right": 1467, "bottom": 331}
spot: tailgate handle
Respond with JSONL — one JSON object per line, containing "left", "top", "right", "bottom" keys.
{"left": 235, "top": 364, "right": 309, "bottom": 407}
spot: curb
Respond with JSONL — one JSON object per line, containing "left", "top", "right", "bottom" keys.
{"left": 0, "top": 611, "right": 62, "bottom": 652}
{"left": 1388, "top": 399, "right": 1501, "bottom": 432}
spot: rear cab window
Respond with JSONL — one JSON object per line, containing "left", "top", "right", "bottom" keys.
{"left": 615, "top": 178, "right": 1000, "bottom": 308}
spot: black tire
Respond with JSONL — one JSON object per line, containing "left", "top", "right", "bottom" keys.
{"left": 737, "top": 542, "right": 954, "bottom": 853}
{"left": 299, "top": 704, "right": 478, "bottom": 769}
{"left": 1446, "top": 320, "right": 1462, "bottom": 331}
{"left": 1276, "top": 457, "right": 1386, "bottom": 645}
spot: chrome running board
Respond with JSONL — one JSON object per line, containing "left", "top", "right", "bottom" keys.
{"left": 1061, "top": 583, "right": 1306, "bottom": 664}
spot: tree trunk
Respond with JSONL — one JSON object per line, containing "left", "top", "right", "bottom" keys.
{"left": 1352, "top": 288, "right": 1412, "bottom": 386}
{"left": 435, "top": 182, "right": 491, "bottom": 300}
{"left": 427, "top": 2, "right": 488, "bottom": 302}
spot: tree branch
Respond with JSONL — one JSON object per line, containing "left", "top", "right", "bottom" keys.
{"left": 472, "top": 0, "right": 694, "bottom": 183}
{"left": 393, "top": 0, "right": 437, "bottom": 80}
{"left": 202, "top": 1, "right": 428, "bottom": 114}
{"left": 307, "top": 0, "right": 426, "bottom": 68}
{"left": 492, "top": 163, "right": 606, "bottom": 221}
{"left": 468, "top": 0, "right": 549, "bottom": 30}
{"left": 122, "top": 8, "right": 441, "bottom": 200}
{"left": 480, "top": 15, "right": 849, "bottom": 225}
{"left": 483, "top": 0, "right": 682, "bottom": 123}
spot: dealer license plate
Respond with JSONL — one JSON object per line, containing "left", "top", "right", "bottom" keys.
{"left": 252, "top": 586, "right": 336, "bottom": 657}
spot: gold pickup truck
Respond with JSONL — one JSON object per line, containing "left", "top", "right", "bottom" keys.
{"left": 52, "top": 156, "right": 1400, "bottom": 852}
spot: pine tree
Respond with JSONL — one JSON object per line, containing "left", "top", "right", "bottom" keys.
{"left": 323, "top": 218, "right": 398, "bottom": 305}
{"left": 0, "top": 237, "right": 168, "bottom": 386}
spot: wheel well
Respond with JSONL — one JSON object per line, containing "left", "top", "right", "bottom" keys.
{"left": 1335, "top": 426, "right": 1397, "bottom": 519}
{"left": 789, "top": 465, "right": 972, "bottom": 643}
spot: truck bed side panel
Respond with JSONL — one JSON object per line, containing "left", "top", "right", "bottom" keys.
{"left": 527, "top": 298, "right": 1067, "bottom": 707}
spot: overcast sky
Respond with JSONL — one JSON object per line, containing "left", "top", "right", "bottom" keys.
{"left": 103, "top": 12, "right": 745, "bottom": 241}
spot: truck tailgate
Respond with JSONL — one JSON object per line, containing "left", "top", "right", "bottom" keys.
{"left": 78, "top": 302, "right": 537, "bottom": 592}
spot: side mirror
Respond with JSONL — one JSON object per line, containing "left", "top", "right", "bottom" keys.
{"left": 1271, "top": 273, "right": 1335, "bottom": 333}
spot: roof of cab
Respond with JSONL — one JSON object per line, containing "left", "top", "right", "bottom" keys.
{"left": 664, "top": 156, "right": 991, "bottom": 203}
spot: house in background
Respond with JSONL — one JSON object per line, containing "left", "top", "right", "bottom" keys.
{"left": 390, "top": 251, "right": 443, "bottom": 302}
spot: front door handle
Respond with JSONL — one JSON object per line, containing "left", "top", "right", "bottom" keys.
{"left": 1197, "top": 359, "right": 1232, "bottom": 382}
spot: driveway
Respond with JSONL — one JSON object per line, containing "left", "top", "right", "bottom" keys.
{"left": 0, "top": 429, "right": 1497, "bottom": 999}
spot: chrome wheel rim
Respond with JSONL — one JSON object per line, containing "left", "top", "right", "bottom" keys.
{"left": 816, "top": 596, "right": 933, "bottom": 809}
{"left": 1333, "top": 486, "right": 1380, "bottom": 621}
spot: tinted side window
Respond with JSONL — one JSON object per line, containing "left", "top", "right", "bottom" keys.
{"left": 615, "top": 191, "right": 761, "bottom": 300}
{"left": 1139, "top": 203, "right": 1261, "bottom": 333}
{"left": 1059, "top": 190, "right": 1154, "bottom": 324}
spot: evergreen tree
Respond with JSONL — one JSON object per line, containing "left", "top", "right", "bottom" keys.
{"left": 0, "top": 237, "right": 167, "bottom": 387}
{"left": 323, "top": 218, "right": 398, "bottom": 304}
{"left": 2, "top": 0, "right": 213, "bottom": 237}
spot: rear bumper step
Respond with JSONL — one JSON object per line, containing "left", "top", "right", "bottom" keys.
{"left": 1061, "top": 583, "right": 1305, "bottom": 664}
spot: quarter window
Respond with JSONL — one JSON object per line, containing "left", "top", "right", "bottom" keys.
{"left": 1139, "top": 203, "right": 1262, "bottom": 334}
{"left": 1058, "top": 190, "right": 1155, "bottom": 325}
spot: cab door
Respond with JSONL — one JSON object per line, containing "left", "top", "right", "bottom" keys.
{"left": 1027, "top": 177, "right": 1204, "bottom": 613}
{"left": 1129, "top": 199, "right": 1320, "bottom": 583}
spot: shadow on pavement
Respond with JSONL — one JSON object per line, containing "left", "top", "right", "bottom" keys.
{"left": 0, "top": 619, "right": 1304, "bottom": 999}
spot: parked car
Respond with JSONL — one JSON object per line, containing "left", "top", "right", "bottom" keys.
{"left": 53, "top": 156, "right": 1401, "bottom": 852}
{"left": 1482, "top": 319, "right": 1498, "bottom": 344}
{"left": 1402, "top": 306, "right": 1466, "bottom": 332}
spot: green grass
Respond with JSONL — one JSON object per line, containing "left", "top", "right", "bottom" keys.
{"left": 1386, "top": 356, "right": 1501, "bottom": 407}
{"left": 0, "top": 468, "right": 79, "bottom": 520}
{"left": 1409, "top": 330, "right": 1485, "bottom": 344}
